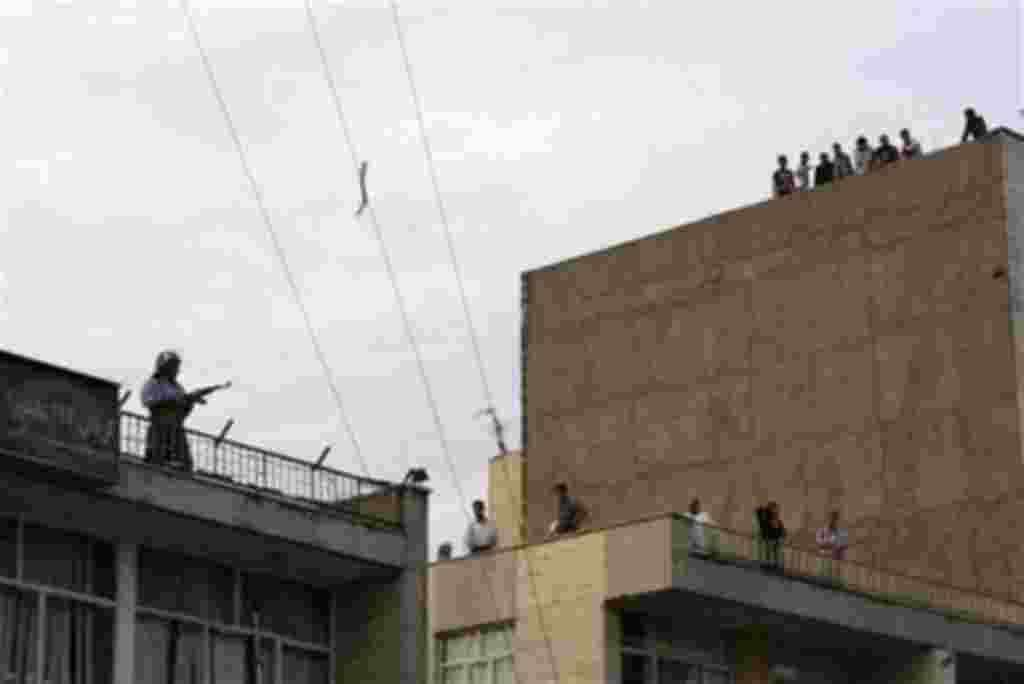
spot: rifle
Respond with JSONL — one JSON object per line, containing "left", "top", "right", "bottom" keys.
{"left": 188, "top": 381, "right": 232, "bottom": 404}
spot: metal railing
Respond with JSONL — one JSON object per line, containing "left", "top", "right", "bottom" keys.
{"left": 120, "top": 412, "right": 402, "bottom": 528}
{"left": 675, "top": 515, "right": 1024, "bottom": 627}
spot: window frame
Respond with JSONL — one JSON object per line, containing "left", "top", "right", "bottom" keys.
{"left": 619, "top": 615, "right": 732, "bottom": 684}
{"left": 436, "top": 623, "right": 515, "bottom": 684}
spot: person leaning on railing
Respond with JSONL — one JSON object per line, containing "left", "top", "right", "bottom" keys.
{"left": 140, "top": 350, "right": 229, "bottom": 471}
{"left": 755, "top": 502, "right": 786, "bottom": 570}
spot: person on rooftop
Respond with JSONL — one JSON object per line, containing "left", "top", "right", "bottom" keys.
{"left": 796, "top": 151, "right": 813, "bottom": 191}
{"left": 755, "top": 501, "right": 786, "bottom": 570}
{"left": 814, "top": 152, "right": 835, "bottom": 187}
{"left": 832, "top": 142, "right": 854, "bottom": 180}
{"left": 771, "top": 155, "right": 796, "bottom": 198}
{"left": 437, "top": 542, "right": 453, "bottom": 561}
{"left": 683, "top": 498, "right": 713, "bottom": 554}
{"left": 872, "top": 134, "right": 900, "bottom": 168}
{"left": 816, "top": 510, "right": 849, "bottom": 582}
{"left": 854, "top": 137, "right": 874, "bottom": 174}
{"left": 548, "top": 482, "right": 588, "bottom": 538}
{"left": 140, "top": 351, "right": 229, "bottom": 471}
{"left": 899, "top": 128, "right": 923, "bottom": 159}
{"left": 961, "top": 107, "right": 988, "bottom": 143}
{"left": 465, "top": 500, "right": 498, "bottom": 555}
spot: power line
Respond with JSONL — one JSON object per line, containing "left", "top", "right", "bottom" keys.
{"left": 386, "top": 0, "right": 497, "bottom": 414}
{"left": 387, "top": 3, "right": 562, "bottom": 683}
{"left": 302, "top": 4, "right": 545, "bottom": 684}
{"left": 178, "top": 0, "right": 370, "bottom": 478}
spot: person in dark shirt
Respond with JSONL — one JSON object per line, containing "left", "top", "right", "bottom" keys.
{"left": 899, "top": 128, "right": 923, "bottom": 159}
{"left": 814, "top": 152, "right": 835, "bottom": 186}
{"left": 832, "top": 143, "right": 854, "bottom": 180}
{"left": 548, "top": 482, "right": 588, "bottom": 537}
{"left": 872, "top": 134, "right": 900, "bottom": 168}
{"left": 961, "top": 107, "right": 988, "bottom": 142}
{"left": 771, "top": 155, "right": 796, "bottom": 197}
{"left": 755, "top": 502, "right": 786, "bottom": 570}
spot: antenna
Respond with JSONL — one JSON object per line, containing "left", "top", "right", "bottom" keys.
{"left": 475, "top": 407, "right": 508, "bottom": 455}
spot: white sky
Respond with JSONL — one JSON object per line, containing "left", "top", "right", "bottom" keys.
{"left": 0, "top": 0, "right": 1019, "bottom": 559}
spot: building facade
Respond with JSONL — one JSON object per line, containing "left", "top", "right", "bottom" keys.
{"left": 0, "top": 349, "right": 429, "bottom": 684}
{"left": 521, "top": 129, "right": 1024, "bottom": 603}
{"left": 430, "top": 130, "right": 1024, "bottom": 683}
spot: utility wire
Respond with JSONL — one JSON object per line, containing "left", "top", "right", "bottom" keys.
{"left": 387, "top": 3, "right": 562, "bottom": 683}
{"left": 386, "top": 0, "right": 496, "bottom": 413}
{"left": 302, "top": 4, "right": 544, "bottom": 684}
{"left": 179, "top": 0, "right": 370, "bottom": 478}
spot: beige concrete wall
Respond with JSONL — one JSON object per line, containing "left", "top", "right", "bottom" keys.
{"left": 523, "top": 137, "right": 1024, "bottom": 602}
{"left": 488, "top": 451, "right": 524, "bottom": 548}
{"left": 429, "top": 552, "right": 518, "bottom": 634}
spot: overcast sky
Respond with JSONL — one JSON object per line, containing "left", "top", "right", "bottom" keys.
{"left": 0, "top": 0, "right": 1020, "bottom": 558}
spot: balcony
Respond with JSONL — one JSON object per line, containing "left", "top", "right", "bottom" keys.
{"left": 120, "top": 411, "right": 401, "bottom": 529}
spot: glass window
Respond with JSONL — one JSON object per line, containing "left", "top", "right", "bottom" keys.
{"left": 658, "top": 659, "right": 699, "bottom": 684}
{"left": 0, "top": 518, "right": 15, "bottom": 579}
{"left": 211, "top": 632, "right": 251, "bottom": 684}
{"left": 622, "top": 653, "right": 648, "bottom": 684}
{"left": 0, "top": 586, "right": 37, "bottom": 684}
{"left": 622, "top": 613, "right": 647, "bottom": 649}
{"left": 134, "top": 615, "right": 204, "bottom": 684}
{"left": 22, "top": 524, "right": 114, "bottom": 597}
{"left": 282, "top": 647, "right": 328, "bottom": 684}
{"left": 43, "top": 598, "right": 114, "bottom": 684}
{"left": 138, "top": 548, "right": 234, "bottom": 623}
{"left": 438, "top": 625, "right": 513, "bottom": 684}
{"left": 241, "top": 573, "right": 329, "bottom": 644}
{"left": 703, "top": 668, "right": 731, "bottom": 684}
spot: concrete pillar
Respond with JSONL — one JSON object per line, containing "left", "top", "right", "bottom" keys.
{"left": 113, "top": 542, "right": 137, "bottom": 684}
{"left": 335, "top": 486, "right": 429, "bottom": 684}
{"left": 731, "top": 627, "right": 772, "bottom": 684}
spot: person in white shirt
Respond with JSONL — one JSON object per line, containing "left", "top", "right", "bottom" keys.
{"left": 465, "top": 500, "right": 498, "bottom": 555}
{"left": 854, "top": 136, "right": 874, "bottom": 174}
{"left": 796, "top": 151, "right": 813, "bottom": 191}
{"left": 683, "top": 498, "right": 713, "bottom": 553}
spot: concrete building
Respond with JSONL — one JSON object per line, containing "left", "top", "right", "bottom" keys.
{"left": 0, "top": 349, "right": 428, "bottom": 683}
{"left": 430, "top": 130, "right": 1024, "bottom": 683}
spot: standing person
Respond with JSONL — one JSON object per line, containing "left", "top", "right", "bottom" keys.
{"left": 795, "top": 151, "right": 813, "bottom": 191}
{"left": 771, "top": 155, "right": 796, "bottom": 197}
{"left": 873, "top": 134, "right": 900, "bottom": 168}
{"left": 961, "top": 107, "right": 988, "bottom": 143}
{"left": 814, "top": 152, "right": 835, "bottom": 186}
{"left": 816, "top": 511, "right": 849, "bottom": 582}
{"left": 832, "top": 142, "right": 854, "bottom": 180}
{"left": 548, "top": 482, "right": 588, "bottom": 537}
{"left": 683, "top": 498, "right": 713, "bottom": 554}
{"left": 755, "top": 502, "right": 786, "bottom": 570}
{"left": 464, "top": 500, "right": 499, "bottom": 554}
{"left": 899, "top": 128, "right": 923, "bottom": 159}
{"left": 437, "top": 542, "right": 453, "bottom": 561}
{"left": 140, "top": 351, "right": 230, "bottom": 470}
{"left": 854, "top": 136, "right": 874, "bottom": 174}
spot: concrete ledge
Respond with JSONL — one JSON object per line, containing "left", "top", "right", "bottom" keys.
{"left": 674, "top": 554, "right": 1024, "bottom": 665}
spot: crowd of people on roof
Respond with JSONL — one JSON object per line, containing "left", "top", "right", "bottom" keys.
{"left": 771, "top": 107, "right": 990, "bottom": 198}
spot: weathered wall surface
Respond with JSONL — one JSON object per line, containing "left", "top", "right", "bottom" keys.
{"left": 488, "top": 451, "right": 524, "bottom": 548}
{"left": 524, "top": 136, "right": 1024, "bottom": 601}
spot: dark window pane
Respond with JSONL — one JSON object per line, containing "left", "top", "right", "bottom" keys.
{"left": 242, "top": 573, "right": 329, "bottom": 644}
{"left": 621, "top": 613, "right": 647, "bottom": 649}
{"left": 43, "top": 598, "right": 114, "bottom": 684}
{"left": 283, "top": 647, "right": 328, "bottom": 684}
{"left": 658, "top": 659, "right": 698, "bottom": 684}
{"left": 23, "top": 524, "right": 114, "bottom": 597}
{"left": 623, "top": 653, "right": 648, "bottom": 684}
{"left": 138, "top": 548, "right": 234, "bottom": 623}
{"left": 0, "top": 586, "right": 38, "bottom": 682}
{"left": 0, "top": 518, "right": 15, "bottom": 578}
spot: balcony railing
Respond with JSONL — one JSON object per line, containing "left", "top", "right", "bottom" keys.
{"left": 675, "top": 515, "right": 1024, "bottom": 627}
{"left": 121, "top": 412, "right": 402, "bottom": 528}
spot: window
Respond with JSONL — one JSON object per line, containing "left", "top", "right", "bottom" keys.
{"left": 43, "top": 597, "right": 114, "bottom": 684}
{"left": 138, "top": 548, "right": 234, "bottom": 624}
{"left": 0, "top": 587, "right": 37, "bottom": 684}
{"left": 136, "top": 546, "right": 331, "bottom": 684}
{"left": 241, "top": 574, "right": 329, "bottom": 645}
{"left": 22, "top": 524, "right": 115, "bottom": 598}
{"left": 437, "top": 624, "right": 514, "bottom": 684}
{"left": 0, "top": 519, "right": 16, "bottom": 579}
{"left": 619, "top": 614, "right": 730, "bottom": 684}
